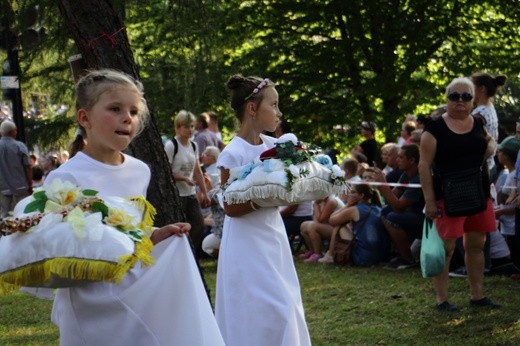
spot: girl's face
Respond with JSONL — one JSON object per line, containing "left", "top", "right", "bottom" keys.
{"left": 347, "top": 189, "right": 363, "bottom": 205}
{"left": 176, "top": 123, "right": 195, "bottom": 140}
{"left": 362, "top": 170, "right": 376, "bottom": 182}
{"left": 254, "top": 87, "right": 282, "bottom": 133}
{"left": 79, "top": 88, "right": 141, "bottom": 158}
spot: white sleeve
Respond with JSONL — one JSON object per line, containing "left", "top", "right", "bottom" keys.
{"left": 216, "top": 150, "right": 239, "bottom": 170}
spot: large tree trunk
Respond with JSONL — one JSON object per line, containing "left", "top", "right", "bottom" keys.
{"left": 56, "top": 0, "right": 212, "bottom": 305}
{"left": 56, "top": 0, "right": 183, "bottom": 226}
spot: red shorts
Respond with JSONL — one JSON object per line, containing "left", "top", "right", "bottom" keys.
{"left": 434, "top": 198, "right": 496, "bottom": 239}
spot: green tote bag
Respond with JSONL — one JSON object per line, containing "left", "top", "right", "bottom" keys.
{"left": 420, "top": 218, "right": 446, "bottom": 278}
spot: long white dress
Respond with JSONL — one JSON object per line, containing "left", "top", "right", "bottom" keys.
{"left": 46, "top": 152, "right": 224, "bottom": 346}
{"left": 216, "top": 135, "right": 311, "bottom": 346}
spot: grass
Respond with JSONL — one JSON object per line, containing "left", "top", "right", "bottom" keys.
{"left": 1, "top": 259, "right": 519, "bottom": 345}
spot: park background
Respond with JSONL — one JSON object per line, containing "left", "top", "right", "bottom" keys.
{"left": 2, "top": 0, "right": 520, "bottom": 154}
{"left": 1, "top": 1, "right": 520, "bottom": 344}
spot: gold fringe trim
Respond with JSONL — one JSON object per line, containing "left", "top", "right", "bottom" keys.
{"left": 129, "top": 196, "right": 156, "bottom": 234}
{"left": 0, "top": 235, "right": 155, "bottom": 296}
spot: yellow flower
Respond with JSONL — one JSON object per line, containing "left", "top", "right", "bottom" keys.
{"left": 45, "top": 179, "right": 82, "bottom": 206}
{"left": 104, "top": 208, "right": 135, "bottom": 231}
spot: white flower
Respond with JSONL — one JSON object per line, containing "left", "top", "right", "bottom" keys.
{"left": 84, "top": 212, "right": 104, "bottom": 241}
{"left": 44, "top": 179, "right": 82, "bottom": 206}
{"left": 65, "top": 207, "right": 88, "bottom": 238}
{"left": 30, "top": 213, "right": 63, "bottom": 234}
{"left": 288, "top": 164, "right": 300, "bottom": 177}
{"left": 331, "top": 165, "right": 344, "bottom": 178}
{"left": 275, "top": 133, "right": 298, "bottom": 145}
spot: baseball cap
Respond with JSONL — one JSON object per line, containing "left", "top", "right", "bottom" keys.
{"left": 497, "top": 135, "right": 520, "bottom": 153}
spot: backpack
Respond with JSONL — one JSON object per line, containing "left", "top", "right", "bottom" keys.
{"left": 170, "top": 137, "right": 197, "bottom": 160}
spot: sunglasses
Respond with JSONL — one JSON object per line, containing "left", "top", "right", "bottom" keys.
{"left": 447, "top": 92, "right": 473, "bottom": 102}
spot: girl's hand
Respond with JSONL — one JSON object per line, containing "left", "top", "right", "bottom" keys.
{"left": 151, "top": 222, "right": 191, "bottom": 244}
{"left": 184, "top": 177, "right": 196, "bottom": 186}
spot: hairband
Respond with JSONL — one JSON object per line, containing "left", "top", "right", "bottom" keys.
{"left": 244, "top": 78, "right": 270, "bottom": 102}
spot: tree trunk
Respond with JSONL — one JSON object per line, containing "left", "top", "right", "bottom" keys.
{"left": 56, "top": 0, "right": 183, "bottom": 226}
{"left": 56, "top": 0, "right": 213, "bottom": 306}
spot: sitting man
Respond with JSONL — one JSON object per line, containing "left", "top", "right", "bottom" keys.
{"left": 381, "top": 143, "right": 403, "bottom": 183}
{"left": 373, "top": 144, "right": 425, "bottom": 269}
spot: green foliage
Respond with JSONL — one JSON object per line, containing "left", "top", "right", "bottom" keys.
{"left": 276, "top": 141, "right": 314, "bottom": 166}
{"left": 4, "top": 0, "right": 520, "bottom": 152}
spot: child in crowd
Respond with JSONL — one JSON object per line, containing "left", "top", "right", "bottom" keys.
{"left": 299, "top": 195, "right": 344, "bottom": 262}
{"left": 322, "top": 184, "right": 390, "bottom": 266}
{"left": 216, "top": 74, "right": 311, "bottom": 345}
{"left": 164, "top": 110, "right": 210, "bottom": 257}
{"left": 47, "top": 69, "right": 224, "bottom": 345}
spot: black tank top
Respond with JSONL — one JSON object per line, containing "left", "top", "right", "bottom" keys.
{"left": 424, "top": 115, "right": 490, "bottom": 200}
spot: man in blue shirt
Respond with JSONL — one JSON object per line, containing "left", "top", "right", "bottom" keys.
{"left": 374, "top": 144, "right": 425, "bottom": 269}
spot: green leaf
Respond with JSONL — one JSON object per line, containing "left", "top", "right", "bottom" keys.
{"left": 24, "top": 199, "right": 47, "bottom": 213}
{"left": 91, "top": 201, "right": 109, "bottom": 218}
{"left": 81, "top": 189, "right": 98, "bottom": 196}
{"left": 126, "top": 229, "right": 143, "bottom": 242}
{"left": 32, "top": 190, "right": 48, "bottom": 201}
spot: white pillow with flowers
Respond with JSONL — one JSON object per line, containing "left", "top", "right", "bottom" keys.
{"left": 222, "top": 133, "right": 348, "bottom": 207}
{"left": 0, "top": 179, "right": 155, "bottom": 295}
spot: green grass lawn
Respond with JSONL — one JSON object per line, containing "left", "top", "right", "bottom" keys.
{"left": 1, "top": 259, "right": 519, "bottom": 345}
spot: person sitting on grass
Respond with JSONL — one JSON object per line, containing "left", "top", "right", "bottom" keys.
{"left": 373, "top": 144, "right": 425, "bottom": 270}
{"left": 319, "top": 184, "right": 390, "bottom": 265}
{"left": 299, "top": 195, "right": 344, "bottom": 263}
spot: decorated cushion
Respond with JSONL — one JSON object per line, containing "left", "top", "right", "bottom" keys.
{"left": 223, "top": 134, "right": 348, "bottom": 207}
{"left": 0, "top": 179, "right": 155, "bottom": 295}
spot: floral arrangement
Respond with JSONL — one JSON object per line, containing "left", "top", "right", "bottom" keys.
{"left": 223, "top": 133, "right": 348, "bottom": 206}
{"left": 0, "top": 179, "right": 152, "bottom": 242}
{"left": 0, "top": 179, "right": 155, "bottom": 294}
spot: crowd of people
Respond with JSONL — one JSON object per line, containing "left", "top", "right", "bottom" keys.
{"left": 0, "top": 69, "right": 515, "bottom": 344}
{"left": 163, "top": 73, "right": 515, "bottom": 317}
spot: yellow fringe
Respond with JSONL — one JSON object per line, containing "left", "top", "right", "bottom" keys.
{"left": 129, "top": 196, "right": 156, "bottom": 234}
{"left": 0, "top": 235, "right": 155, "bottom": 296}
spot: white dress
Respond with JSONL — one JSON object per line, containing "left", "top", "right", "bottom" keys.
{"left": 47, "top": 152, "right": 224, "bottom": 346}
{"left": 216, "top": 135, "right": 311, "bottom": 346}
{"left": 472, "top": 104, "right": 498, "bottom": 171}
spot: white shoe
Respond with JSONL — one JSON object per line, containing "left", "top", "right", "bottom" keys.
{"left": 318, "top": 252, "right": 334, "bottom": 264}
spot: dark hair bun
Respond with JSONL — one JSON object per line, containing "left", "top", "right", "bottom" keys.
{"left": 227, "top": 74, "right": 246, "bottom": 90}
{"left": 495, "top": 75, "right": 507, "bottom": 87}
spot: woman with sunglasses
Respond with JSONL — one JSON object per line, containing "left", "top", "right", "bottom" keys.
{"left": 419, "top": 77, "right": 499, "bottom": 311}
{"left": 319, "top": 184, "right": 390, "bottom": 265}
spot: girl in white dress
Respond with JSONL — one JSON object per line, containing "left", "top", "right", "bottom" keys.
{"left": 48, "top": 69, "right": 224, "bottom": 345}
{"left": 216, "top": 74, "right": 311, "bottom": 346}
{"left": 471, "top": 72, "right": 507, "bottom": 182}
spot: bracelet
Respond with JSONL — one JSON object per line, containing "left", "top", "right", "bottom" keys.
{"left": 250, "top": 200, "right": 258, "bottom": 211}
